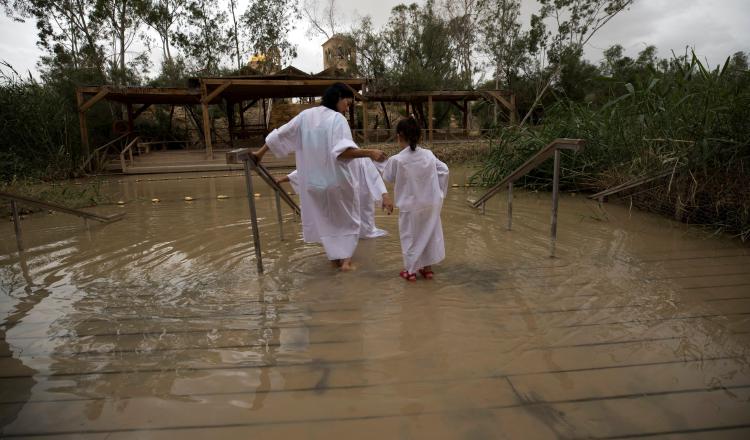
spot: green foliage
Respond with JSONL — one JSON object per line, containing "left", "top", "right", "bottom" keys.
{"left": 474, "top": 51, "right": 750, "bottom": 238}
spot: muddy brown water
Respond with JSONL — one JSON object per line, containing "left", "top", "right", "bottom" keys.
{"left": 1, "top": 168, "right": 749, "bottom": 439}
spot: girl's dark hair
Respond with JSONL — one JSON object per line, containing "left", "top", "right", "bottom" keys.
{"left": 396, "top": 117, "right": 421, "bottom": 151}
{"left": 321, "top": 82, "right": 355, "bottom": 111}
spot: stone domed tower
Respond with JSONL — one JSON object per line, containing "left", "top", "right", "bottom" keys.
{"left": 322, "top": 35, "right": 356, "bottom": 72}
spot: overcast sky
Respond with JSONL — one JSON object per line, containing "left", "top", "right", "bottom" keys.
{"left": 1, "top": 0, "right": 748, "bottom": 78}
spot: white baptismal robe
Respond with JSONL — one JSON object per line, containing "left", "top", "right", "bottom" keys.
{"left": 287, "top": 157, "right": 387, "bottom": 239}
{"left": 265, "top": 106, "right": 361, "bottom": 260}
{"left": 383, "top": 146, "right": 449, "bottom": 273}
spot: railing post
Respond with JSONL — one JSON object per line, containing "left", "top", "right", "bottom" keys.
{"left": 275, "top": 188, "right": 284, "bottom": 241}
{"left": 507, "top": 182, "right": 513, "bottom": 231}
{"left": 11, "top": 200, "right": 23, "bottom": 252}
{"left": 550, "top": 149, "right": 561, "bottom": 257}
{"left": 243, "top": 160, "right": 263, "bottom": 273}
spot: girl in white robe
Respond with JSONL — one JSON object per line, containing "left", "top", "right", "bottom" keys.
{"left": 383, "top": 117, "right": 449, "bottom": 281}
{"left": 280, "top": 158, "right": 391, "bottom": 239}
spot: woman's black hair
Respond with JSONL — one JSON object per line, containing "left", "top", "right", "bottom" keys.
{"left": 321, "top": 82, "right": 355, "bottom": 111}
{"left": 396, "top": 116, "right": 421, "bottom": 151}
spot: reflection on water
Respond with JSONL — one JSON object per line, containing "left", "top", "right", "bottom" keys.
{"left": 1, "top": 169, "right": 749, "bottom": 438}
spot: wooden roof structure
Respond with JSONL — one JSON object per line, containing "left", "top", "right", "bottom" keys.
{"left": 75, "top": 66, "right": 516, "bottom": 167}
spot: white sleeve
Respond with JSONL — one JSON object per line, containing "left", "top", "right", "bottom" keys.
{"left": 382, "top": 156, "right": 397, "bottom": 183}
{"left": 331, "top": 113, "right": 358, "bottom": 160}
{"left": 363, "top": 160, "right": 387, "bottom": 202}
{"left": 265, "top": 113, "right": 302, "bottom": 158}
{"left": 287, "top": 170, "right": 300, "bottom": 194}
{"left": 434, "top": 154, "right": 450, "bottom": 198}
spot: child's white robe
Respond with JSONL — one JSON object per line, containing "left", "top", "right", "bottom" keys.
{"left": 383, "top": 146, "right": 449, "bottom": 273}
{"left": 265, "top": 106, "right": 361, "bottom": 260}
{"left": 287, "top": 157, "right": 387, "bottom": 239}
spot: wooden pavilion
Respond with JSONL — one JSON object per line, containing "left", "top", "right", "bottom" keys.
{"left": 76, "top": 68, "right": 515, "bottom": 173}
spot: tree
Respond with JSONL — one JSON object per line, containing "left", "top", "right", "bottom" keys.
{"left": 349, "top": 16, "right": 389, "bottom": 92}
{"left": 302, "top": 0, "right": 341, "bottom": 40}
{"left": 94, "top": 0, "right": 149, "bottom": 86}
{"left": 143, "top": 0, "right": 187, "bottom": 64}
{"left": 478, "top": 0, "right": 526, "bottom": 90}
{"left": 441, "top": 0, "right": 484, "bottom": 87}
{"left": 173, "top": 0, "right": 230, "bottom": 74}
{"left": 240, "top": 0, "right": 299, "bottom": 72}
{"left": 520, "top": 0, "right": 635, "bottom": 125}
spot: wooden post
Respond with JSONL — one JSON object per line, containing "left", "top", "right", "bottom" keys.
{"left": 11, "top": 200, "right": 23, "bottom": 252}
{"left": 507, "top": 182, "right": 513, "bottom": 231}
{"left": 462, "top": 100, "right": 469, "bottom": 137}
{"left": 550, "top": 149, "right": 561, "bottom": 257}
{"left": 126, "top": 103, "right": 134, "bottom": 133}
{"left": 381, "top": 101, "right": 391, "bottom": 129}
{"left": 428, "top": 96, "right": 434, "bottom": 146}
{"left": 76, "top": 90, "right": 90, "bottom": 166}
{"left": 510, "top": 94, "right": 518, "bottom": 125}
{"left": 201, "top": 101, "right": 213, "bottom": 159}
{"left": 243, "top": 160, "right": 263, "bottom": 273}
{"left": 226, "top": 100, "right": 235, "bottom": 149}
{"left": 275, "top": 189, "right": 284, "bottom": 241}
{"left": 348, "top": 101, "right": 355, "bottom": 128}
{"left": 362, "top": 99, "right": 369, "bottom": 145}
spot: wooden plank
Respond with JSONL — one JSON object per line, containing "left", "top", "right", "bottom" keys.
{"left": 0, "top": 192, "right": 124, "bottom": 223}
{"left": 380, "top": 101, "right": 391, "bottom": 129}
{"left": 470, "top": 139, "right": 585, "bottom": 208}
{"left": 78, "top": 87, "right": 109, "bottom": 113}
{"left": 202, "top": 80, "right": 233, "bottom": 104}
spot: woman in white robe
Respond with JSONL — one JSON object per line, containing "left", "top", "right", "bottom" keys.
{"left": 252, "top": 83, "right": 387, "bottom": 271}
{"left": 282, "top": 160, "right": 391, "bottom": 239}
{"left": 382, "top": 117, "right": 449, "bottom": 281}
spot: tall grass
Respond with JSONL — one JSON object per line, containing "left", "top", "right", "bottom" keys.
{"left": 474, "top": 53, "right": 750, "bottom": 239}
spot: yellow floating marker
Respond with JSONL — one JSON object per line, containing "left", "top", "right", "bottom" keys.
{"left": 451, "top": 183, "right": 460, "bottom": 187}
{"left": 254, "top": 193, "right": 261, "bottom": 198}
{"left": 117, "top": 200, "right": 125, "bottom": 205}
{"left": 217, "top": 194, "right": 229, "bottom": 199}
{"left": 184, "top": 196, "right": 194, "bottom": 201}
{"left": 151, "top": 198, "right": 160, "bottom": 203}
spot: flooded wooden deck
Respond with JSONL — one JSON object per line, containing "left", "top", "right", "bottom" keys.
{"left": 1, "top": 170, "right": 749, "bottom": 439}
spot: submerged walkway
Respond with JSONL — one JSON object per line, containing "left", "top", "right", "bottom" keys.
{"left": 0, "top": 171, "right": 748, "bottom": 439}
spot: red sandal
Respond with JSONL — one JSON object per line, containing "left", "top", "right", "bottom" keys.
{"left": 419, "top": 269, "right": 434, "bottom": 280}
{"left": 400, "top": 270, "right": 417, "bottom": 282}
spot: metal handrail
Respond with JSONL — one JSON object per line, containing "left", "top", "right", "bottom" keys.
{"left": 1, "top": 191, "right": 125, "bottom": 251}
{"left": 469, "top": 138, "right": 585, "bottom": 257}
{"left": 119, "top": 136, "right": 140, "bottom": 172}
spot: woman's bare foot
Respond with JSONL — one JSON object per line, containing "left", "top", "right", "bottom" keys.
{"left": 331, "top": 259, "right": 342, "bottom": 269}
{"left": 340, "top": 259, "right": 356, "bottom": 272}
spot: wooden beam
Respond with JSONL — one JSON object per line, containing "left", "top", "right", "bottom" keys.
{"left": 226, "top": 99, "right": 235, "bottom": 149}
{"left": 428, "top": 95, "right": 434, "bottom": 145}
{"left": 202, "top": 78, "right": 365, "bottom": 87}
{"left": 132, "top": 103, "right": 152, "bottom": 120}
{"left": 202, "top": 80, "right": 232, "bottom": 104}
{"left": 79, "top": 87, "right": 110, "bottom": 112}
